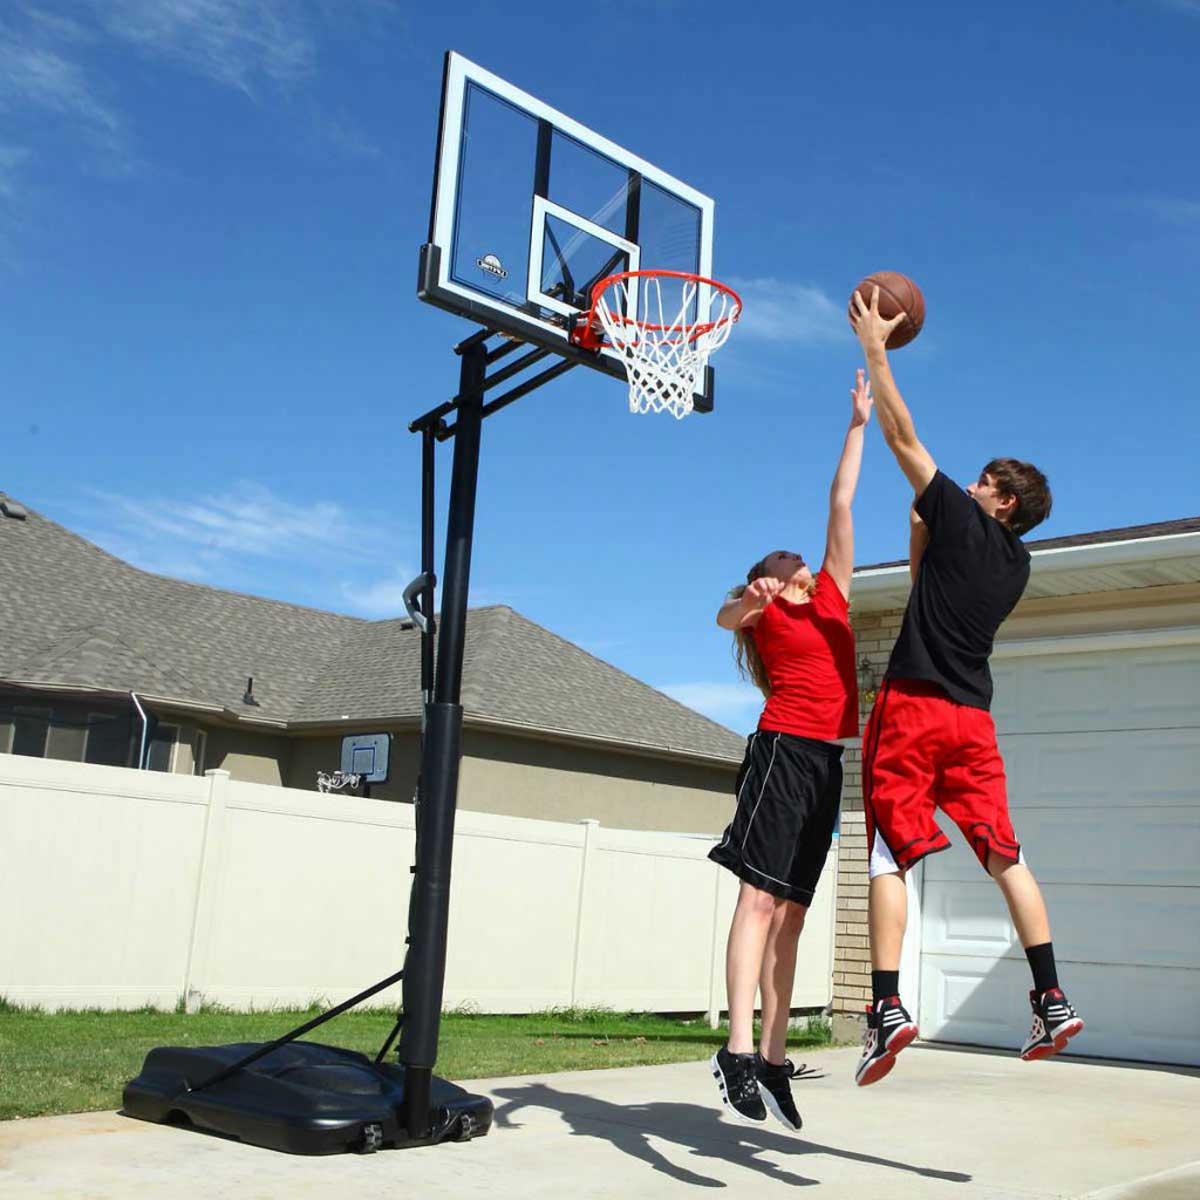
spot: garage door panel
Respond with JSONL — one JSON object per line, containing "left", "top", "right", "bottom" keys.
{"left": 924, "top": 807, "right": 1199, "bottom": 887}
{"left": 921, "top": 881, "right": 1013, "bottom": 952}
{"left": 923, "top": 879, "right": 1200, "bottom": 969}
{"left": 918, "top": 956, "right": 1200, "bottom": 1066}
{"left": 1000, "top": 728, "right": 1199, "bottom": 809}
{"left": 919, "top": 638, "right": 1200, "bottom": 1064}
{"left": 1130, "top": 656, "right": 1200, "bottom": 723}
{"left": 992, "top": 645, "right": 1200, "bottom": 735}
{"left": 990, "top": 659, "right": 1111, "bottom": 732}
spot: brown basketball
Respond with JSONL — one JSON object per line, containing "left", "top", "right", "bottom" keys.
{"left": 848, "top": 271, "right": 925, "bottom": 349}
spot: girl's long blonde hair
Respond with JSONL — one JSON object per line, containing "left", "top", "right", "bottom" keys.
{"left": 730, "top": 559, "right": 771, "bottom": 698}
{"left": 730, "top": 556, "right": 817, "bottom": 699}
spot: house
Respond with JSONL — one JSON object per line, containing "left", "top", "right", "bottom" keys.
{"left": 0, "top": 493, "right": 745, "bottom": 834}
{"left": 833, "top": 516, "right": 1200, "bottom": 1067}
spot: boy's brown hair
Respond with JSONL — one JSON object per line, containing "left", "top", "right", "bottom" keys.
{"left": 984, "top": 457, "right": 1052, "bottom": 537}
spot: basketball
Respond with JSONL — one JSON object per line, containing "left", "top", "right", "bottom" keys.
{"left": 848, "top": 271, "right": 925, "bottom": 349}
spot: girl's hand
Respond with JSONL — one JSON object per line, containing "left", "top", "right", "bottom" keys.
{"left": 850, "top": 368, "right": 873, "bottom": 428}
{"left": 743, "top": 577, "right": 785, "bottom": 610}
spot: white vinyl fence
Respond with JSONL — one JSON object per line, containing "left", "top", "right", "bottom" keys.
{"left": 0, "top": 754, "right": 836, "bottom": 1020}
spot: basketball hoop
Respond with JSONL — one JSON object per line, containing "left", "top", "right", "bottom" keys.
{"left": 571, "top": 270, "right": 742, "bottom": 419}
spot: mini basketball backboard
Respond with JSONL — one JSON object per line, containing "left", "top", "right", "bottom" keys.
{"left": 340, "top": 733, "right": 390, "bottom": 784}
{"left": 418, "top": 52, "right": 720, "bottom": 408}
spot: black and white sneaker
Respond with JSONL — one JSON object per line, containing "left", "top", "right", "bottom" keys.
{"left": 854, "top": 996, "right": 919, "bottom": 1087}
{"left": 755, "top": 1055, "right": 806, "bottom": 1131}
{"left": 710, "top": 1046, "right": 767, "bottom": 1125}
{"left": 1020, "top": 988, "right": 1084, "bottom": 1061}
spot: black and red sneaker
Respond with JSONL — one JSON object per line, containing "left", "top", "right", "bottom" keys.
{"left": 854, "top": 996, "right": 918, "bottom": 1087}
{"left": 1020, "top": 988, "right": 1084, "bottom": 1061}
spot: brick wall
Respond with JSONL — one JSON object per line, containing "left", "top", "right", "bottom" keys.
{"left": 832, "top": 604, "right": 906, "bottom": 1041}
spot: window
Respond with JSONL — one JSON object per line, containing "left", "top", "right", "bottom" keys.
{"left": 193, "top": 729, "right": 208, "bottom": 776}
{"left": 0, "top": 700, "right": 136, "bottom": 766}
{"left": 146, "top": 724, "right": 178, "bottom": 773}
{"left": 46, "top": 722, "right": 87, "bottom": 762}
{"left": 11, "top": 707, "right": 50, "bottom": 757}
{"left": 85, "top": 712, "right": 132, "bottom": 768}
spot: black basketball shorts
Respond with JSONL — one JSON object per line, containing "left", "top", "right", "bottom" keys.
{"left": 708, "top": 729, "right": 844, "bottom": 905}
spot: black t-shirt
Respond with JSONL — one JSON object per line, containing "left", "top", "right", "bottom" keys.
{"left": 885, "top": 470, "right": 1031, "bottom": 710}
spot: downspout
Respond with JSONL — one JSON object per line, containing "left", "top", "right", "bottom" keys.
{"left": 131, "top": 691, "right": 149, "bottom": 770}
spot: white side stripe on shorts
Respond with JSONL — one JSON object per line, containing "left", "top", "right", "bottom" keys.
{"left": 740, "top": 733, "right": 781, "bottom": 856}
{"left": 714, "top": 732, "right": 759, "bottom": 854}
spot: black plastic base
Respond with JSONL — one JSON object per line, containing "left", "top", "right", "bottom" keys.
{"left": 123, "top": 1041, "right": 493, "bottom": 1155}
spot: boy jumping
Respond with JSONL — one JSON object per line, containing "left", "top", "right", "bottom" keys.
{"left": 849, "top": 287, "right": 1084, "bottom": 1086}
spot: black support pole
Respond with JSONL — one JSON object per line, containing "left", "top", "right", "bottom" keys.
{"left": 420, "top": 427, "right": 437, "bottom": 705}
{"left": 399, "top": 337, "right": 487, "bottom": 1138}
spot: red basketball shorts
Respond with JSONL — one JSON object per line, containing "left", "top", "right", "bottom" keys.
{"left": 863, "top": 678, "right": 1021, "bottom": 877}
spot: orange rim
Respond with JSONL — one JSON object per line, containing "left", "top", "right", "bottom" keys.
{"left": 588, "top": 269, "right": 742, "bottom": 341}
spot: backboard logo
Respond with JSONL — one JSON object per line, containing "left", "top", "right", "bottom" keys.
{"left": 476, "top": 253, "right": 508, "bottom": 279}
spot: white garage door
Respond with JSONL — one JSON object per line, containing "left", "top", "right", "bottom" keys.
{"left": 917, "top": 634, "right": 1200, "bottom": 1065}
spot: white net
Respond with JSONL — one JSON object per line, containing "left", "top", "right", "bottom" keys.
{"left": 591, "top": 273, "right": 740, "bottom": 419}
{"left": 316, "top": 770, "right": 362, "bottom": 794}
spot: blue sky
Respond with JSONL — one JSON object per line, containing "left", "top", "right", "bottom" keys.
{"left": 3, "top": 1, "right": 1198, "bottom": 734}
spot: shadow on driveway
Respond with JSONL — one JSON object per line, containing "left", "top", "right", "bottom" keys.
{"left": 492, "top": 1081, "right": 973, "bottom": 1190}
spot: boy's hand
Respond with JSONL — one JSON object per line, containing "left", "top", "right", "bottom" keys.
{"left": 850, "top": 368, "right": 873, "bottom": 427}
{"left": 850, "top": 286, "right": 907, "bottom": 353}
{"left": 743, "top": 577, "right": 785, "bottom": 610}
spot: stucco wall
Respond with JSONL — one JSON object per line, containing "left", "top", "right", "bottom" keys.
{"left": 203, "top": 726, "right": 291, "bottom": 787}
{"left": 193, "top": 724, "right": 739, "bottom": 835}
{"left": 284, "top": 731, "right": 422, "bottom": 802}
{"left": 458, "top": 729, "right": 740, "bottom": 834}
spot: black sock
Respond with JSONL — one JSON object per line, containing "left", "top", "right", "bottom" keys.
{"left": 1025, "top": 943, "right": 1058, "bottom": 994}
{"left": 871, "top": 970, "right": 900, "bottom": 1006}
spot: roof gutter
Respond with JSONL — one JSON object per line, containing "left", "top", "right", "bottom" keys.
{"left": 0, "top": 680, "right": 287, "bottom": 728}
{"left": 851, "top": 528, "right": 1200, "bottom": 611}
{"left": 2, "top": 684, "right": 742, "bottom": 767}
{"left": 1025, "top": 528, "right": 1200, "bottom": 574}
{"left": 459, "top": 711, "right": 745, "bottom": 768}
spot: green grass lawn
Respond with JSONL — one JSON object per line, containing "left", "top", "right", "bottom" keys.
{"left": 0, "top": 1002, "right": 830, "bottom": 1121}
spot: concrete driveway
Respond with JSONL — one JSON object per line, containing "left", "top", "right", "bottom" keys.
{"left": 1, "top": 1045, "right": 1196, "bottom": 1199}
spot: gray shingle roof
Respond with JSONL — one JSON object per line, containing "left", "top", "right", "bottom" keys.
{"left": 0, "top": 494, "right": 745, "bottom": 763}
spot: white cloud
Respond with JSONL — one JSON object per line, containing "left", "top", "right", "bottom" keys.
{"left": 0, "top": 37, "right": 121, "bottom": 132}
{"left": 659, "top": 681, "right": 762, "bottom": 732}
{"left": 0, "top": 144, "right": 30, "bottom": 202}
{"left": 727, "top": 277, "right": 847, "bottom": 344}
{"left": 80, "top": 482, "right": 387, "bottom": 562}
{"left": 0, "top": 1, "right": 385, "bottom": 221}
{"left": 93, "top": 0, "right": 317, "bottom": 95}
{"left": 1155, "top": 0, "right": 1200, "bottom": 14}
{"left": 0, "top": 12, "right": 134, "bottom": 175}
{"left": 339, "top": 566, "right": 419, "bottom": 619}
{"left": 83, "top": 532, "right": 223, "bottom": 583}
{"left": 310, "top": 105, "right": 381, "bottom": 159}
{"left": 70, "top": 482, "right": 415, "bottom": 613}
{"left": 1142, "top": 194, "right": 1200, "bottom": 226}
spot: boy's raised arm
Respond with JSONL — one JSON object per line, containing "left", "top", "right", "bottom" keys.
{"left": 850, "top": 287, "right": 938, "bottom": 498}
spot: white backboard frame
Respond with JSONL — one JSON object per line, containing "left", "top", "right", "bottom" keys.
{"left": 423, "top": 52, "right": 716, "bottom": 392}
